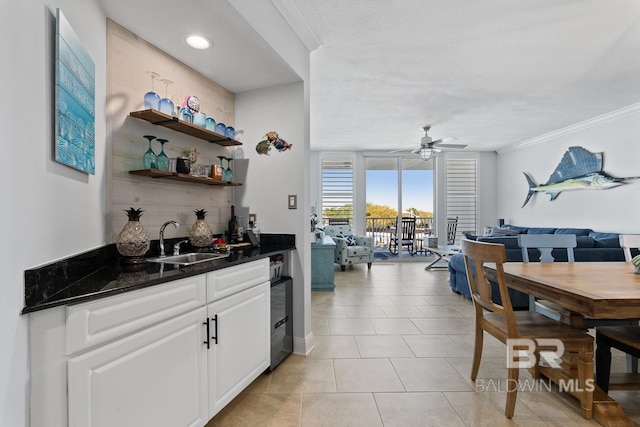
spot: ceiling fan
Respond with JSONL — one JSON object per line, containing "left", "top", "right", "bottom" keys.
{"left": 390, "top": 126, "right": 467, "bottom": 160}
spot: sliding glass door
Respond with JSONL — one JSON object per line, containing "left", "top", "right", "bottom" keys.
{"left": 365, "top": 156, "right": 434, "bottom": 258}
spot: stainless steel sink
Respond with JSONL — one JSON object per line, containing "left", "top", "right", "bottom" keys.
{"left": 147, "top": 252, "right": 229, "bottom": 266}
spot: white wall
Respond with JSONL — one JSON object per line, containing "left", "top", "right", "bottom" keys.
{"left": 497, "top": 103, "right": 640, "bottom": 233}
{"left": 235, "top": 82, "right": 312, "bottom": 354}
{"left": 0, "top": 0, "right": 107, "bottom": 425}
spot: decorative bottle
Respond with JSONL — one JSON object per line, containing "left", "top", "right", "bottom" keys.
{"left": 227, "top": 205, "right": 237, "bottom": 243}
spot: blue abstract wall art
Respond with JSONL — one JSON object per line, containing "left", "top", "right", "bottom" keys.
{"left": 55, "top": 9, "right": 95, "bottom": 174}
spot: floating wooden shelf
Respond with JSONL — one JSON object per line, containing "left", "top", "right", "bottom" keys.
{"left": 129, "top": 169, "right": 242, "bottom": 187}
{"left": 129, "top": 110, "right": 241, "bottom": 147}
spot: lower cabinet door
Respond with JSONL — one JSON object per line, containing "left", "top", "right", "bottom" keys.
{"left": 208, "top": 281, "right": 270, "bottom": 417}
{"left": 68, "top": 307, "right": 208, "bottom": 427}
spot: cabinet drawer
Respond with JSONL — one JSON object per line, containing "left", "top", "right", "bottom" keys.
{"left": 206, "top": 259, "right": 269, "bottom": 302}
{"left": 66, "top": 275, "right": 206, "bottom": 355}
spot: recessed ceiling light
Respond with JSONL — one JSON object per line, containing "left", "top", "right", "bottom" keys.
{"left": 184, "top": 35, "right": 211, "bottom": 50}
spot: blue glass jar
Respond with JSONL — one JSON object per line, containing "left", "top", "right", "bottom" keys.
{"left": 225, "top": 126, "right": 235, "bottom": 139}
{"left": 193, "top": 112, "right": 207, "bottom": 128}
{"left": 179, "top": 107, "right": 193, "bottom": 123}
{"left": 144, "top": 92, "right": 160, "bottom": 110}
{"left": 205, "top": 117, "right": 216, "bottom": 131}
{"left": 159, "top": 98, "right": 174, "bottom": 116}
{"left": 215, "top": 122, "right": 226, "bottom": 135}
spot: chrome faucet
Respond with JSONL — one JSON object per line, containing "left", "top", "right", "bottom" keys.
{"left": 159, "top": 221, "right": 179, "bottom": 257}
{"left": 173, "top": 239, "right": 189, "bottom": 256}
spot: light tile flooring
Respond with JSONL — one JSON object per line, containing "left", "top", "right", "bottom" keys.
{"left": 208, "top": 262, "right": 640, "bottom": 426}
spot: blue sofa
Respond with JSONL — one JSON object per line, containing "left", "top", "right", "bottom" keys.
{"left": 448, "top": 225, "right": 636, "bottom": 309}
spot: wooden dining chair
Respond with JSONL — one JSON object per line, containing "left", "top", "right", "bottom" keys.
{"left": 517, "top": 234, "right": 577, "bottom": 321}
{"left": 595, "top": 326, "right": 640, "bottom": 393}
{"left": 461, "top": 238, "right": 594, "bottom": 419}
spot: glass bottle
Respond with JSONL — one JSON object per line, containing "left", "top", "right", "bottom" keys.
{"left": 252, "top": 221, "right": 261, "bottom": 241}
{"left": 156, "top": 139, "right": 170, "bottom": 171}
{"left": 237, "top": 216, "right": 244, "bottom": 241}
{"left": 227, "top": 205, "right": 237, "bottom": 243}
{"left": 142, "top": 135, "right": 157, "bottom": 169}
{"left": 158, "top": 79, "right": 174, "bottom": 115}
{"left": 144, "top": 71, "right": 161, "bottom": 110}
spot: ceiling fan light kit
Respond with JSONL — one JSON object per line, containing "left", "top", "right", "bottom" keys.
{"left": 420, "top": 147, "right": 441, "bottom": 160}
{"left": 389, "top": 125, "right": 467, "bottom": 160}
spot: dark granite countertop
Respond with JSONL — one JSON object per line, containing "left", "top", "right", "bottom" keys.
{"left": 23, "top": 234, "right": 295, "bottom": 314}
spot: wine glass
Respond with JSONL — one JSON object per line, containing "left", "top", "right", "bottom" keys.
{"left": 158, "top": 79, "right": 174, "bottom": 115}
{"left": 156, "top": 139, "right": 170, "bottom": 171}
{"left": 172, "top": 89, "right": 183, "bottom": 117}
{"left": 223, "top": 157, "right": 233, "bottom": 181}
{"left": 142, "top": 135, "right": 157, "bottom": 169}
{"left": 144, "top": 71, "right": 160, "bottom": 110}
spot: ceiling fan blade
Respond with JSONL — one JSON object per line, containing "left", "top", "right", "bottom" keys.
{"left": 430, "top": 136, "right": 457, "bottom": 145}
{"left": 389, "top": 147, "right": 417, "bottom": 153}
{"left": 433, "top": 143, "right": 467, "bottom": 149}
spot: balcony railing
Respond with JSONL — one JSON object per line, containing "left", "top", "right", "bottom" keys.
{"left": 322, "top": 216, "right": 434, "bottom": 254}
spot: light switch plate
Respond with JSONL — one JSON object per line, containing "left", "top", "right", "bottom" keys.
{"left": 288, "top": 195, "right": 297, "bottom": 209}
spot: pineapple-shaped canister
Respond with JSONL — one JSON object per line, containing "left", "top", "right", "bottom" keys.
{"left": 116, "top": 208, "right": 151, "bottom": 261}
{"left": 189, "top": 209, "right": 214, "bottom": 247}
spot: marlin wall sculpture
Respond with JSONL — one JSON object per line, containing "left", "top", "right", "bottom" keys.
{"left": 522, "top": 146, "right": 640, "bottom": 208}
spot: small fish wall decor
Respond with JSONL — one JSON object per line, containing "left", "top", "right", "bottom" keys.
{"left": 255, "top": 131, "right": 292, "bottom": 155}
{"left": 522, "top": 146, "right": 640, "bottom": 208}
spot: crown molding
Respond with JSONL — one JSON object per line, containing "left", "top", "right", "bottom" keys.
{"left": 271, "top": 0, "right": 322, "bottom": 52}
{"left": 498, "top": 102, "right": 640, "bottom": 155}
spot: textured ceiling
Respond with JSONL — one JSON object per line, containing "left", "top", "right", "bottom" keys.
{"left": 298, "top": 0, "right": 640, "bottom": 152}
{"left": 98, "top": 0, "right": 640, "bottom": 153}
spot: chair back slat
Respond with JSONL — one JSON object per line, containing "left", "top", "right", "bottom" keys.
{"left": 401, "top": 217, "right": 416, "bottom": 241}
{"left": 447, "top": 217, "right": 458, "bottom": 245}
{"left": 461, "top": 239, "right": 517, "bottom": 335}
{"left": 619, "top": 234, "right": 640, "bottom": 262}
{"left": 517, "top": 234, "right": 576, "bottom": 263}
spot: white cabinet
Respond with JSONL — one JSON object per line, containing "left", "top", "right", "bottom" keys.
{"left": 68, "top": 307, "right": 208, "bottom": 427}
{"left": 29, "top": 259, "right": 271, "bottom": 427}
{"left": 207, "top": 281, "right": 270, "bottom": 417}
{"left": 205, "top": 258, "right": 270, "bottom": 417}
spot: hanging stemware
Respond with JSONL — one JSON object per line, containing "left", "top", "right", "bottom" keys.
{"left": 158, "top": 79, "right": 174, "bottom": 115}
{"left": 142, "top": 135, "right": 157, "bottom": 169}
{"left": 144, "top": 71, "right": 161, "bottom": 110}
{"left": 156, "top": 139, "right": 170, "bottom": 171}
{"left": 223, "top": 157, "right": 233, "bottom": 181}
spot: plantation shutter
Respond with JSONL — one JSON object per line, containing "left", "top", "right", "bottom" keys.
{"left": 321, "top": 157, "right": 354, "bottom": 224}
{"left": 446, "top": 157, "right": 477, "bottom": 243}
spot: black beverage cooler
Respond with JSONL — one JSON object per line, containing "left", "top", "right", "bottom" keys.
{"left": 270, "top": 276, "right": 293, "bottom": 370}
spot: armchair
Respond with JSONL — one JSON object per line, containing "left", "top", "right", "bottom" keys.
{"left": 324, "top": 225, "right": 374, "bottom": 271}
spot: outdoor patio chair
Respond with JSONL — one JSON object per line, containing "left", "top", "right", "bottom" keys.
{"left": 388, "top": 217, "right": 416, "bottom": 255}
{"left": 447, "top": 217, "right": 458, "bottom": 245}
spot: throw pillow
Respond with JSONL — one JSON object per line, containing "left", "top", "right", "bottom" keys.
{"left": 344, "top": 235, "right": 357, "bottom": 246}
{"left": 489, "top": 227, "right": 521, "bottom": 237}
{"left": 483, "top": 226, "right": 493, "bottom": 236}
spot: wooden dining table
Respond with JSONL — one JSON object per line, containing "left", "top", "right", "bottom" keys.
{"left": 484, "top": 262, "right": 640, "bottom": 427}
